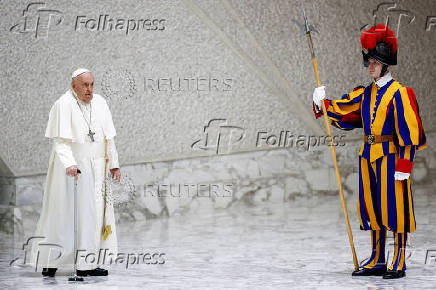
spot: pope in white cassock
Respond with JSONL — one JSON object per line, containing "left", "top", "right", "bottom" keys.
{"left": 30, "top": 68, "right": 121, "bottom": 277}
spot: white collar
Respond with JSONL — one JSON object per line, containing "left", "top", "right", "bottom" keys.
{"left": 374, "top": 71, "right": 393, "bottom": 88}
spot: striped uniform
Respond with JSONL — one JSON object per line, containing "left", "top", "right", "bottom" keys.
{"left": 359, "top": 229, "right": 407, "bottom": 271}
{"left": 314, "top": 78, "right": 426, "bottom": 271}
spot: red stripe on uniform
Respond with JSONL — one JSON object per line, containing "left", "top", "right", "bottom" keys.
{"left": 406, "top": 87, "right": 423, "bottom": 141}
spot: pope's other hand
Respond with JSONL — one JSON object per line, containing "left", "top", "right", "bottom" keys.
{"left": 110, "top": 168, "right": 121, "bottom": 182}
{"left": 66, "top": 165, "right": 79, "bottom": 179}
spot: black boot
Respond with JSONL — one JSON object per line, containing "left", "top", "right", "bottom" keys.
{"left": 352, "top": 265, "right": 387, "bottom": 276}
{"left": 77, "top": 267, "right": 108, "bottom": 276}
{"left": 42, "top": 268, "right": 57, "bottom": 277}
{"left": 383, "top": 270, "right": 406, "bottom": 279}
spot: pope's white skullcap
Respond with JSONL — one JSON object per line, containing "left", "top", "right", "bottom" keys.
{"left": 72, "top": 68, "right": 90, "bottom": 79}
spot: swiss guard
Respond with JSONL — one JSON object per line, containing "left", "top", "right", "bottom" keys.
{"left": 312, "top": 24, "right": 427, "bottom": 279}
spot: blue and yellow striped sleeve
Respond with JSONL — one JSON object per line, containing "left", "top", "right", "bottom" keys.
{"left": 393, "top": 86, "right": 427, "bottom": 173}
{"left": 313, "top": 86, "right": 364, "bottom": 130}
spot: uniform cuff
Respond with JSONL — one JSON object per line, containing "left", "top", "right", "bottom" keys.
{"left": 313, "top": 100, "right": 329, "bottom": 119}
{"left": 313, "top": 102, "right": 322, "bottom": 119}
{"left": 395, "top": 159, "right": 413, "bottom": 173}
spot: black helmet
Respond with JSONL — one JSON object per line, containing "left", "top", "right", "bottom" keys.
{"left": 361, "top": 24, "right": 398, "bottom": 67}
{"left": 362, "top": 42, "right": 397, "bottom": 67}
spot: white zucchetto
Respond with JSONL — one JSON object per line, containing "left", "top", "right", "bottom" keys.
{"left": 71, "top": 68, "right": 90, "bottom": 79}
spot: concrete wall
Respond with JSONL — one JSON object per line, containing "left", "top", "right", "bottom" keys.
{"left": 1, "top": 0, "right": 436, "bottom": 240}
{"left": 1, "top": 0, "right": 435, "bottom": 177}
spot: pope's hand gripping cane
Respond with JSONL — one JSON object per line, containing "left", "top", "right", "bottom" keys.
{"left": 299, "top": 1, "right": 359, "bottom": 271}
{"left": 69, "top": 169, "right": 84, "bottom": 282}
{"left": 102, "top": 139, "right": 112, "bottom": 241}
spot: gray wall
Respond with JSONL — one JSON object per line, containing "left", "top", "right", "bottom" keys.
{"left": 1, "top": 0, "right": 436, "bottom": 236}
{"left": 1, "top": 0, "right": 435, "bottom": 177}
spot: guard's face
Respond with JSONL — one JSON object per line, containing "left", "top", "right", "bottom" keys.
{"left": 72, "top": 72, "right": 94, "bottom": 103}
{"left": 368, "top": 58, "right": 383, "bottom": 79}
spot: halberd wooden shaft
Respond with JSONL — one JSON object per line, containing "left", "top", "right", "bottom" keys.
{"left": 306, "top": 32, "right": 359, "bottom": 271}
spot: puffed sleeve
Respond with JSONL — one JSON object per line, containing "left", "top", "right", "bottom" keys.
{"left": 393, "top": 87, "right": 427, "bottom": 173}
{"left": 45, "top": 99, "right": 74, "bottom": 140}
{"left": 107, "top": 138, "right": 119, "bottom": 169}
{"left": 53, "top": 137, "right": 77, "bottom": 169}
{"left": 100, "top": 97, "right": 116, "bottom": 140}
{"left": 313, "top": 86, "right": 364, "bottom": 130}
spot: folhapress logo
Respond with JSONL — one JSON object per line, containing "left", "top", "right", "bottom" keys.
{"left": 360, "top": 2, "right": 415, "bottom": 39}
{"left": 10, "top": 2, "right": 166, "bottom": 39}
{"left": 10, "top": 2, "right": 64, "bottom": 39}
{"left": 191, "top": 119, "right": 245, "bottom": 155}
{"left": 75, "top": 15, "right": 166, "bottom": 35}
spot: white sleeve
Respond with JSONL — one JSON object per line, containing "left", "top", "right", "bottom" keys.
{"left": 107, "top": 138, "right": 119, "bottom": 169}
{"left": 53, "top": 137, "right": 77, "bottom": 169}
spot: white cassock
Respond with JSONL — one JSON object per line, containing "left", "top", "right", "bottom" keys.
{"left": 30, "top": 89, "right": 119, "bottom": 271}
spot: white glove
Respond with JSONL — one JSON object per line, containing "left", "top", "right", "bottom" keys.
{"left": 313, "top": 86, "right": 326, "bottom": 111}
{"left": 394, "top": 171, "right": 410, "bottom": 180}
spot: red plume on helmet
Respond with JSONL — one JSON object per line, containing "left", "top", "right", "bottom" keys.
{"left": 360, "top": 24, "right": 398, "bottom": 67}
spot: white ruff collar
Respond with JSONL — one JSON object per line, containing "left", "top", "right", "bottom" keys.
{"left": 375, "top": 71, "right": 393, "bottom": 88}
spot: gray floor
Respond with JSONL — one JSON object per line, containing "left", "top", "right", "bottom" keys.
{"left": 1, "top": 186, "right": 436, "bottom": 289}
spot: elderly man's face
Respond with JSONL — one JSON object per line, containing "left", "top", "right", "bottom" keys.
{"left": 72, "top": 72, "right": 94, "bottom": 103}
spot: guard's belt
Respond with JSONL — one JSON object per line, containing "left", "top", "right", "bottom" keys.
{"left": 364, "top": 134, "right": 393, "bottom": 145}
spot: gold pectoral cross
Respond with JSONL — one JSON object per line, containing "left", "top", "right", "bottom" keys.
{"left": 88, "top": 129, "right": 95, "bottom": 142}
